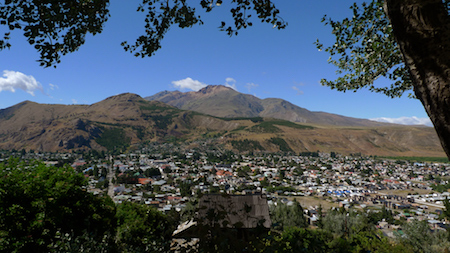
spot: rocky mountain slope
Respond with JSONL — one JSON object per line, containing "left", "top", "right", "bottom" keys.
{"left": 0, "top": 93, "right": 230, "bottom": 152}
{"left": 146, "top": 85, "right": 393, "bottom": 127}
{"left": 0, "top": 93, "right": 445, "bottom": 157}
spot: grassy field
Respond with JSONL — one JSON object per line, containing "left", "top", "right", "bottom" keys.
{"left": 377, "top": 156, "right": 449, "bottom": 163}
{"left": 280, "top": 188, "right": 445, "bottom": 212}
{"left": 378, "top": 188, "right": 435, "bottom": 196}
{"left": 287, "top": 196, "right": 340, "bottom": 210}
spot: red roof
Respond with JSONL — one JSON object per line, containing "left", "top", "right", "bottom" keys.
{"left": 216, "top": 170, "right": 232, "bottom": 177}
{"left": 138, "top": 178, "right": 152, "bottom": 185}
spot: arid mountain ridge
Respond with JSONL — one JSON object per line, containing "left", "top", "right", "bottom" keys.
{"left": 0, "top": 89, "right": 445, "bottom": 157}
{"left": 145, "top": 85, "right": 395, "bottom": 127}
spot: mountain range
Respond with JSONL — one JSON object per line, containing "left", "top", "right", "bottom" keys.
{"left": 0, "top": 86, "right": 444, "bottom": 157}
{"left": 145, "top": 85, "right": 392, "bottom": 127}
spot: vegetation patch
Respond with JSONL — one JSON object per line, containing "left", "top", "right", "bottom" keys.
{"left": 95, "top": 127, "right": 130, "bottom": 150}
{"left": 75, "top": 119, "right": 90, "bottom": 131}
{"left": 266, "top": 185, "right": 296, "bottom": 193}
{"left": 186, "top": 111, "right": 204, "bottom": 117}
{"left": 267, "top": 119, "right": 314, "bottom": 130}
{"left": 230, "top": 139, "right": 264, "bottom": 152}
{"left": 249, "top": 122, "right": 281, "bottom": 133}
{"left": 65, "top": 135, "right": 91, "bottom": 149}
{"left": 149, "top": 114, "right": 173, "bottom": 129}
{"left": 140, "top": 105, "right": 181, "bottom": 130}
{"left": 94, "top": 121, "right": 127, "bottom": 128}
{"left": 202, "top": 131, "right": 227, "bottom": 138}
{"left": 140, "top": 105, "right": 181, "bottom": 114}
{"left": 132, "top": 126, "right": 146, "bottom": 140}
{"left": 4, "top": 113, "right": 14, "bottom": 120}
{"left": 299, "top": 151, "right": 320, "bottom": 157}
{"left": 378, "top": 156, "right": 449, "bottom": 163}
{"left": 269, "top": 137, "right": 293, "bottom": 152}
{"left": 214, "top": 116, "right": 264, "bottom": 123}
{"left": 230, "top": 126, "right": 247, "bottom": 132}
{"left": 165, "top": 136, "right": 187, "bottom": 144}
{"left": 430, "top": 182, "right": 450, "bottom": 193}
{"left": 249, "top": 119, "right": 313, "bottom": 133}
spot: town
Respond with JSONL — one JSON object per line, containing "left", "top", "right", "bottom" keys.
{"left": 2, "top": 142, "right": 449, "bottom": 240}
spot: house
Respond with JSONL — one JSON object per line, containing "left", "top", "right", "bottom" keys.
{"left": 173, "top": 193, "right": 271, "bottom": 240}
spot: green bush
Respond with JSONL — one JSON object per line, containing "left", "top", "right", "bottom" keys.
{"left": 230, "top": 139, "right": 264, "bottom": 152}
{"left": 269, "top": 137, "right": 293, "bottom": 152}
{"left": 0, "top": 162, "right": 116, "bottom": 252}
{"left": 96, "top": 127, "right": 130, "bottom": 150}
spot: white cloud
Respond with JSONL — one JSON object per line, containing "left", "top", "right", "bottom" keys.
{"left": 245, "top": 82, "right": 258, "bottom": 92}
{"left": 0, "top": 70, "right": 43, "bottom": 96}
{"left": 49, "top": 83, "right": 59, "bottom": 90}
{"left": 71, "top": 99, "right": 78, "bottom": 104}
{"left": 370, "top": 116, "right": 433, "bottom": 127}
{"left": 225, "top": 77, "right": 237, "bottom": 90}
{"left": 225, "top": 77, "right": 235, "bottom": 83}
{"left": 172, "top": 77, "right": 207, "bottom": 91}
{"left": 292, "top": 82, "right": 305, "bottom": 95}
{"left": 292, "top": 85, "right": 304, "bottom": 95}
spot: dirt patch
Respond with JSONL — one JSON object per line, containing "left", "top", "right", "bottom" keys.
{"left": 378, "top": 188, "right": 433, "bottom": 197}
{"left": 287, "top": 196, "right": 340, "bottom": 210}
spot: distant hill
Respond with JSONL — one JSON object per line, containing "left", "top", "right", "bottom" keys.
{"left": 0, "top": 93, "right": 223, "bottom": 152}
{"left": 145, "top": 85, "right": 393, "bottom": 127}
{"left": 0, "top": 93, "right": 445, "bottom": 157}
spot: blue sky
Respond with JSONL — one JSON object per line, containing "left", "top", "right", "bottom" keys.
{"left": 0, "top": 0, "right": 431, "bottom": 126}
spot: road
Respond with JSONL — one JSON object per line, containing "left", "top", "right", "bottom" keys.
{"left": 107, "top": 157, "right": 115, "bottom": 198}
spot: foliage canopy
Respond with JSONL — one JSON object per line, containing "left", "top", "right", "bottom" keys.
{"left": 0, "top": 0, "right": 286, "bottom": 67}
{"left": 315, "top": 0, "right": 413, "bottom": 98}
{"left": 0, "top": 160, "right": 116, "bottom": 252}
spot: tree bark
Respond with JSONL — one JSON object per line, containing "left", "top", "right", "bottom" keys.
{"left": 385, "top": 0, "right": 450, "bottom": 158}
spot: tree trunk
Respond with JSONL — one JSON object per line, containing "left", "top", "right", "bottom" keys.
{"left": 385, "top": 0, "right": 450, "bottom": 158}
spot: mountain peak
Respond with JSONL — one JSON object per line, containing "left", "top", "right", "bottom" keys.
{"left": 197, "top": 85, "right": 233, "bottom": 94}
{"left": 145, "top": 86, "right": 398, "bottom": 127}
{"left": 104, "top": 93, "right": 143, "bottom": 101}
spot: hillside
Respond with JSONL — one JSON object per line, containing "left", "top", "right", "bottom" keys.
{"left": 0, "top": 93, "right": 241, "bottom": 152}
{"left": 0, "top": 93, "right": 445, "bottom": 157}
{"left": 223, "top": 122, "right": 443, "bottom": 157}
{"left": 145, "top": 85, "right": 393, "bottom": 127}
